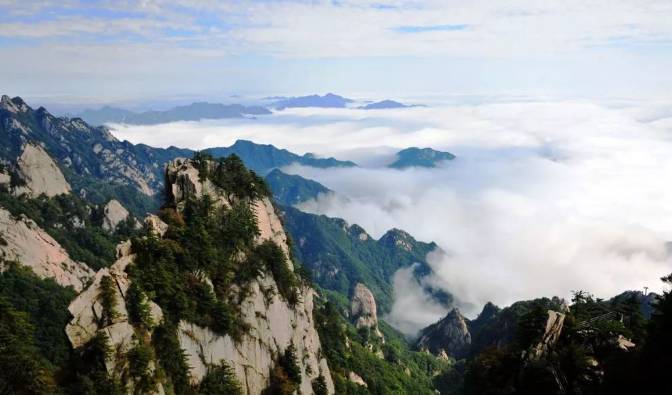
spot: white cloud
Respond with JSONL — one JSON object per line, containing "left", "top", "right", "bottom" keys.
{"left": 111, "top": 100, "right": 672, "bottom": 334}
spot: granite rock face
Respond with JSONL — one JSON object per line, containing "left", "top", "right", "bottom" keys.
{"left": 0, "top": 207, "right": 93, "bottom": 291}
{"left": 14, "top": 143, "right": 71, "bottom": 197}
{"left": 526, "top": 310, "right": 565, "bottom": 360}
{"left": 66, "top": 241, "right": 165, "bottom": 393}
{"left": 166, "top": 158, "right": 334, "bottom": 394}
{"left": 351, "top": 283, "right": 383, "bottom": 339}
{"left": 65, "top": 157, "right": 334, "bottom": 394}
{"left": 101, "top": 199, "right": 130, "bottom": 231}
{"left": 416, "top": 308, "right": 472, "bottom": 359}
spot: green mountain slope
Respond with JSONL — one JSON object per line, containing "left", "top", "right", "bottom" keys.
{"left": 205, "top": 140, "right": 356, "bottom": 174}
{"left": 280, "top": 205, "right": 446, "bottom": 313}
{"left": 265, "top": 169, "right": 332, "bottom": 206}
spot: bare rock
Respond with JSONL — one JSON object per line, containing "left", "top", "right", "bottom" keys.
{"left": 102, "top": 199, "right": 130, "bottom": 231}
{"left": 65, "top": 240, "right": 164, "bottom": 393}
{"left": 0, "top": 207, "right": 93, "bottom": 291}
{"left": 144, "top": 214, "right": 168, "bottom": 237}
{"left": 14, "top": 143, "right": 71, "bottom": 197}
{"left": 615, "top": 334, "right": 635, "bottom": 351}
{"left": 416, "top": 308, "right": 472, "bottom": 359}
{"left": 348, "top": 371, "right": 368, "bottom": 388}
{"left": 178, "top": 275, "right": 334, "bottom": 395}
{"left": 351, "top": 283, "right": 383, "bottom": 339}
{"left": 526, "top": 310, "right": 565, "bottom": 360}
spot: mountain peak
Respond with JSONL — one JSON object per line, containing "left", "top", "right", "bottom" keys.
{"left": 389, "top": 146, "right": 456, "bottom": 169}
{"left": 416, "top": 307, "right": 472, "bottom": 359}
{"left": 0, "top": 95, "right": 30, "bottom": 113}
{"left": 378, "top": 228, "right": 416, "bottom": 251}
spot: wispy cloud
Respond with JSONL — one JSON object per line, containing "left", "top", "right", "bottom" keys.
{"left": 392, "top": 24, "right": 469, "bottom": 33}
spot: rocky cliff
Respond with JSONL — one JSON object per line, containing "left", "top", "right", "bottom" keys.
{"left": 351, "top": 283, "right": 383, "bottom": 339}
{"left": 101, "top": 199, "right": 131, "bottom": 231}
{"left": 65, "top": 156, "right": 334, "bottom": 394}
{"left": 0, "top": 207, "right": 93, "bottom": 291}
{"left": 415, "top": 308, "right": 472, "bottom": 359}
{"left": 13, "top": 143, "right": 71, "bottom": 197}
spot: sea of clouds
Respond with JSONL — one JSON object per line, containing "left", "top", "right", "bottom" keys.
{"left": 112, "top": 99, "right": 672, "bottom": 335}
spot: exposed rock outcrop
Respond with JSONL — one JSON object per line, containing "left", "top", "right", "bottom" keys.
{"left": 348, "top": 371, "right": 368, "bottom": 387}
{"left": 66, "top": 241, "right": 164, "bottom": 393}
{"left": 13, "top": 143, "right": 71, "bottom": 197}
{"left": 526, "top": 310, "right": 565, "bottom": 360}
{"left": 351, "top": 283, "right": 383, "bottom": 339}
{"left": 65, "top": 157, "right": 334, "bottom": 395}
{"left": 166, "top": 158, "right": 333, "bottom": 394}
{"left": 144, "top": 214, "right": 168, "bottom": 236}
{"left": 101, "top": 199, "right": 130, "bottom": 231}
{"left": 178, "top": 278, "right": 332, "bottom": 395}
{"left": 0, "top": 207, "right": 93, "bottom": 291}
{"left": 416, "top": 308, "right": 472, "bottom": 359}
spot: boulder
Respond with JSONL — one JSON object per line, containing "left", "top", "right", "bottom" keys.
{"left": 351, "top": 283, "right": 383, "bottom": 339}
{"left": 102, "top": 199, "right": 130, "bottom": 231}
{"left": 348, "top": 371, "right": 368, "bottom": 387}
{"left": 14, "top": 143, "right": 71, "bottom": 197}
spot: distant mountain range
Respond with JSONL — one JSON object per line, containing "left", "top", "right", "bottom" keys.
{"left": 360, "top": 100, "right": 421, "bottom": 110}
{"left": 389, "top": 147, "right": 456, "bottom": 168}
{"left": 77, "top": 95, "right": 424, "bottom": 124}
{"left": 78, "top": 102, "right": 271, "bottom": 125}
{"left": 271, "top": 93, "right": 354, "bottom": 109}
{"left": 204, "top": 140, "right": 357, "bottom": 174}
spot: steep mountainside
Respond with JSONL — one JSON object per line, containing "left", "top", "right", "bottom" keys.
{"left": 264, "top": 168, "right": 332, "bottom": 206}
{"left": 79, "top": 102, "right": 271, "bottom": 126}
{"left": 65, "top": 154, "right": 334, "bottom": 394}
{"left": 0, "top": 95, "right": 192, "bottom": 214}
{"left": 280, "top": 205, "right": 448, "bottom": 313}
{"left": 1, "top": 96, "right": 356, "bottom": 216}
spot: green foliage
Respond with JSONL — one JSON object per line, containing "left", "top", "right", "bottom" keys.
{"left": 98, "top": 275, "right": 119, "bottom": 326}
{"left": 66, "top": 332, "right": 124, "bottom": 394}
{"left": 281, "top": 205, "right": 442, "bottom": 313}
{"left": 314, "top": 299, "right": 445, "bottom": 395}
{"left": 252, "top": 240, "right": 299, "bottom": 305}
{"left": 312, "top": 374, "right": 329, "bottom": 395}
{"left": 264, "top": 168, "right": 331, "bottom": 206}
{"left": 0, "top": 297, "right": 57, "bottom": 394}
{"left": 0, "top": 263, "right": 76, "bottom": 367}
{"left": 193, "top": 153, "right": 270, "bottom": 201}
{"left": 463, "top": 347, "right": 519, "bottom": 395}
{"left": 126, "top": 282, "right": 153, "bottom": 329}
{"left": 265, "top": 365, "right": 298, "bottom": 395}
{"left": 279, "top": 343, "right": 302, "bottom": 385}
{"left": 0, "top": 190, "right": 140, "bottom": 270}
{"left": 127, "top": 340, "right": 156, "bottom": 393}
{"left": 197, "top": 362, "right": 243, "bottom": 395}
{"left": 151, "top": 323, "right": 192, "bottom": 394}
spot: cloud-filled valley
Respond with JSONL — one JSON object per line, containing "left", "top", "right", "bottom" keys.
{"left": 112, "top": 100, "right": 672, "bottom": 334}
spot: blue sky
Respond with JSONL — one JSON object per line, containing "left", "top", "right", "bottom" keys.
{"left": 0, "top": 0, "right": 671, "bottom": 105}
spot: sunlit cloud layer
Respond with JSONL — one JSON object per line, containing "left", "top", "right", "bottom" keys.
{"left": 112, "top": 100, "right": 672, "bottom": 334}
